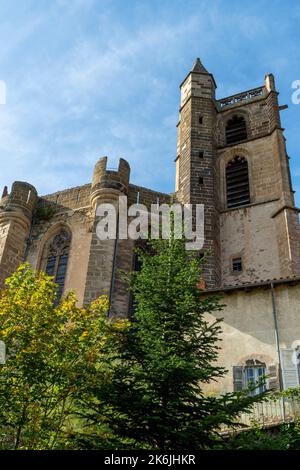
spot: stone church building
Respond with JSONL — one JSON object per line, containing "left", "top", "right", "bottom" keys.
{"left": 1, "top": 58, "right": 300, "bottom": 395}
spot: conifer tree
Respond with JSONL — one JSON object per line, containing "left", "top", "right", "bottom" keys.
{"left": 86, "top": 232, "right": 264, "bottom": 450}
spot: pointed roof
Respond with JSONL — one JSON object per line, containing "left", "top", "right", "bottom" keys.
{"left": 191, "top": 57, "right": 209, "bottom": 74}
{"left": 180, "top": 57, "right": 217, "bottom": 89}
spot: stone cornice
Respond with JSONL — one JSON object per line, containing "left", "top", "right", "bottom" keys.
{"left": 271, "top": 204, "right": 300, "bottom": 219}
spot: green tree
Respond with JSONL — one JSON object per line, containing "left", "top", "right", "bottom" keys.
{"left": 80, "top": 235, "right": 265, "bottom": 450}
{"left": 0, "top": 264, "right": 128, "bottom": 450}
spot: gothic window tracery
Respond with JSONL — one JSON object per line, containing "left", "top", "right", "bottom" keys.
{"left": 43, "top": 229, "right": 71, "bottom": 301}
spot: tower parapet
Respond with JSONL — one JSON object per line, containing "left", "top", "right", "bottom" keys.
{"left": 1, "top": 181, "right": 38, "bottom": 219}
{"left": 84, "top": 157, "right": 131, "bottom": 309}
{"left": 0, "top": 181, "right": 38, "bottom": 283}
{"left": 90, "top": 157, "right": 130, "bottom": 208}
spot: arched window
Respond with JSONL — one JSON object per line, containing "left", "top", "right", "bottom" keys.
{"left": 225, "top": 115, "right": 247, "bottom": 144}
{"left": 42, "top": 229, "right": 71, "bottom": 301}
{"left": 226, "top": 156, "right": 250, "bottom": 208}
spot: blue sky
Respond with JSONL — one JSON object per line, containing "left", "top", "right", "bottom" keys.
{"left": 0, "top": 0, "right": 300, "bottom": 203}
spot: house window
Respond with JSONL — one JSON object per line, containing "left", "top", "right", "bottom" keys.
{"left": 225, "top": 115, "right": 247, "bottom": 144}
{"left": 199, "top": 116, "right": 203, "bottom": 124}
{"left": 232, "top": 257, "right": 243, "bottom": 273}
{"left": 44, "top": 230, "right": 71, "bottom": 302}
{"left": 226, "top": 156, "right": 250, "bottom": 208}
{"left": 233, "top": 361, "right": 267, "bottom": 395}
{"left": 199, "top": 176, "right": 204, "bottom": 185}
{"left": 199, "top": 151, "right": 204, "bottom": 159}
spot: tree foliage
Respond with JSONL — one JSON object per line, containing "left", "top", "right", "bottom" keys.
{"left": 0, "top": 237, "right": 268, "bottom": 450}
{"left": 0, "top": 264, "right": 128, "bottom": 449}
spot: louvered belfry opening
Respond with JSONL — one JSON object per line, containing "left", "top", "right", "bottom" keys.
{"left": 226, "top": 156, "right": 250, "bottom": 208}
{"left": 225, "top": 115, "right": 247, "bottom": 144}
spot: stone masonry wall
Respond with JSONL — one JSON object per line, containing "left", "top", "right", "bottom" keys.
{"left": 40, "top": 183, "right": 92, "bottom": 211}
{"left": 0, "top": 218, "right": 30, "bottom": 284}
{"left": 220, "top": 200, "right": 281, "bottom": 286}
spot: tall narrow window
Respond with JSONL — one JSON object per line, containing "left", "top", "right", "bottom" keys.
{"left": 226, "top": 156, "right": 250, "bottom": 208}
{"left": 233, "top": 360, "right": 267, "bottom": 395}
{"left": 232, "top": 257, "right": 243, "bottom": 273}
{"left": 244, "top": 365, "right": 266, "bottom": 396}
{"left": 44, "top": 230, "right": 71, "bottom": 302}
{"left": 225, "top": 115, "right": 247, "bottom": 144}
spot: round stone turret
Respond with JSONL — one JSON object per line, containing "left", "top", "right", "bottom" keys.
{"left": 91, "top": 157, "right": 130, "bottom": 207}
{"left": 0, "top": 181, "right": 38, "bottom": 220}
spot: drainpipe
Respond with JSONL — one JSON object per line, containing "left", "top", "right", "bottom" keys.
{"left": 270, "top": 282, "right": 286, "bottom": 420}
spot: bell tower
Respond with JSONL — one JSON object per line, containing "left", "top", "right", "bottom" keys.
{"left": 176, "top": 58, "right": 221, "bottom": 287}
